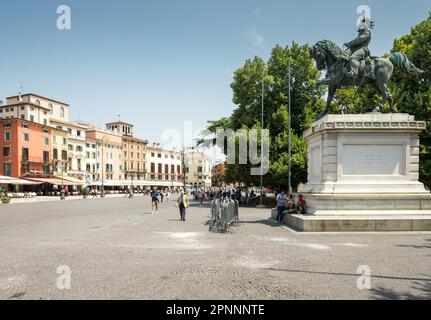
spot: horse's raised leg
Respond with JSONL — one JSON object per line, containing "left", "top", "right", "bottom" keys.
{"left": 327, "top": 85, "right": 336, "bottom": 110}
{"left": 317, "top": 86, "right": 336, "bottom": 120}
{"left": 377, "top": 82, "right": 390, "bottom": 112}
{"left": 388, "top": 94, "right": 394, "bottom": 113}
{"left": 371, "top": 82, "right": 384, "bottom": 113}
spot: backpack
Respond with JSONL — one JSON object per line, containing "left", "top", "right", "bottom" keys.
{"left": 151, "top": 192, "right": 159, "bottom": 201}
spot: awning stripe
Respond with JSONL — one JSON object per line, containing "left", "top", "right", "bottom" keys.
{"left": 23, "top": 178, "right": 78, "bottom": 186}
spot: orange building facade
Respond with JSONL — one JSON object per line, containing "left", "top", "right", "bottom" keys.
{"left": 0, "top": 118, "right": 51, "bottom": 178}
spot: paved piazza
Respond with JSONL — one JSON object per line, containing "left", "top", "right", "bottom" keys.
{"left": 0, "top": 196, "right": 430, "bottom": 300}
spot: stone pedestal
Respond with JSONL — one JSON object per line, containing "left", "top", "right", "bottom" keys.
{"left": 291, "top": 113, "right": 431, "bottom": 232}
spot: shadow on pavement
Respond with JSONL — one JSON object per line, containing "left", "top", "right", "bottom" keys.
{"left": 370, "top": 281, "right": 431, "bottom": 300}
{"left": 240, "top": 219, "right": 286, "bottom": 228}
{"left": 396, "top": 239, "right": 431, "bottom": 250}
{"left": 264, "top": 268, "right": 431, "bottom": 283}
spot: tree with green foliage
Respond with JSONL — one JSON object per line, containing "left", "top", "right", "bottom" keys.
{"left": 389, "top": 13, "right": 431, "bottom": 189}
{"left": 200, "top": 43, "right": 324, "bottom": 190}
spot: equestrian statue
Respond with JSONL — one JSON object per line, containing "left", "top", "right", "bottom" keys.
{"left": 310, "top": 16, "right": 424, "bottom": 119}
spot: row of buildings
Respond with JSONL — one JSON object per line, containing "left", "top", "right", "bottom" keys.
{"left": 0, "top": 93, "right": 213, "bottom": 191}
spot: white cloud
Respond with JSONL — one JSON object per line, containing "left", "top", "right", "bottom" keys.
{"left": 247, "top": 27, "right": 266, "bottom": 49}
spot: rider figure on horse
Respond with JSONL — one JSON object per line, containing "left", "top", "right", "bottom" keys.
{"left": 344, "top": 17, "right": 375, "bottom": 80}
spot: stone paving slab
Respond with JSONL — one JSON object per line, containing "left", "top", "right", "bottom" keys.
{"left": 4, "top": 194, "right": 131, "bottom": 204}
{"left": 0, "top": 196, "right": 430, "bottom": 300}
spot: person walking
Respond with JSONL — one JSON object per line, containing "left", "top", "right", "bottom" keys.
{"left": 275, "top": 190, "right": 288, "bottom": 224}
{"left": 199, "top": 190, "right": 204, "bottom": 206}
{"left": 151, "top": 189, "right": 159, "bottom": 214}
{"left": 160, "top": 191, "right": 164, "bottom": 203}
{"left": 176, "top": 191, "right": 190, "bottom": 221}
{"left": 128, "top": 187, "right": 134, "bottom": 199}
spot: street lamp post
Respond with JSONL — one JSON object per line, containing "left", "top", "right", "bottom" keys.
{"left": 259, "top": 72, "right": 265, "bottom": 207}
{"left": 288, "top": 60, "right": 292, "bottom": 194}
{"left": 181, "top": 147, "right": 186, "bottom": 189}
{"left": 101, "top": 135, "right": 109, "bottom": 198}
{"left": 60, "top": 161, "right": 65, "bottom": 200}
{"left": 131, "top": 172, "right": 134, "bottom": 195}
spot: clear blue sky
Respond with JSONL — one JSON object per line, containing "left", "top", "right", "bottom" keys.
{"left": 0, "top": 0, "right": 430, "bottom": 147}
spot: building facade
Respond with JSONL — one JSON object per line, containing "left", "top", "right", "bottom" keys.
{"left": 84, "top": 139, "right": 98, "bottom": 184}
{"left": 106, "top": 121, "right": 149, "bottom": 186}
{"left": 50, "top": 119, "right": 87, "bottom": 181}
{"left": 1, "top": 92, "right": 203, "bottom": 189}
{"left": 0, "top": 93, "right": 70, "bottom": 124}
{"left": 51, "top": 126, "right": 69, "bottom": 177}
{"left": 184, "top": 148, "right": 212, "bottom": 189}
{"left": 85, "top": 127, "right": 123, "bottom": 184}
{"left": 0, "top": 118, "right": 51, "bottom": 178}
{"left": 146, "top": 144, "right": 183, "bottom": 188}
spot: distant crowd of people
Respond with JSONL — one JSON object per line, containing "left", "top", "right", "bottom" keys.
{"left": 189, "top": 187, "right": 259, "bottom": 204}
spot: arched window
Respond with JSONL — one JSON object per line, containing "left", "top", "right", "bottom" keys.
{"left": 35, "top": 100, "right": 41, "bottom": 106}
{"left": 48, "top": 103, "right": 53, "bottom": 114}
{"left": 60, "top": 107, "right": 65, "bottom": 118}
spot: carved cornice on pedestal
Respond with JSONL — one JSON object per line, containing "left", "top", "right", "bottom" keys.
{"left": 304, "top": 114, "right": 426, "bottom": 138}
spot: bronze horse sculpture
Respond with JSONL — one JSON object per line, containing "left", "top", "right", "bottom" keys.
{"left": 310, "top": 40, "right": 424, "bottom": 119}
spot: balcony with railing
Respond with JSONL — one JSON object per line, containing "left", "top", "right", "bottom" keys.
{"left": 194, "top": 172, "right": 210, "bottom": 178}
{"left": 21, "top": 157, "right": 52, "bottom": 177}
{"left": 67, "top": 169, "right": 86, "bottom": 176}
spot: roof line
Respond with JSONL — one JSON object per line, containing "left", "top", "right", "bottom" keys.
{"left": 6, "top": 93, "right": 70, "bottom": 106}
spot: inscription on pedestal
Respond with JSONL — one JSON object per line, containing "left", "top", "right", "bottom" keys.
{"left": 343, "top": 144, "right": 404, "bottom": 176}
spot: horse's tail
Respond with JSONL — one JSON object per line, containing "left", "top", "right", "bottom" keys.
{"left": 389, "top": 52, "right": 424, "bottom": 75}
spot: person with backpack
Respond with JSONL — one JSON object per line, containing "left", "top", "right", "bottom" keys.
{"left": 150, "top": 189, "right": 160, "bottom": 214}
{"left": 176, "top": 191, "right": 190, "bottom": 221}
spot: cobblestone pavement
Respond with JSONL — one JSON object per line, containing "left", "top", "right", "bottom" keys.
{"left": 0, "top": 196, "right": 430, "bottom": 300}
{"left": 8, "top": 194, "right": 127, "bottom": 204}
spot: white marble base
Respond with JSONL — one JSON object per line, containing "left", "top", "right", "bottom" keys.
{"left": 286, "top": 214, "right": 431, "bottom": 232}
{"left": 301, "top": 113, "right": 430, "bottom": 217}
{"left": 304, "top": 193, "right": 431, "bottom": 215}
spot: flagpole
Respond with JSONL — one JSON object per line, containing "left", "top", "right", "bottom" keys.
{"left": 288, "top": 60, "right": 292, "bottom": 194}
{"left": 260, "top": 72, "right": 264, "bottom": 206}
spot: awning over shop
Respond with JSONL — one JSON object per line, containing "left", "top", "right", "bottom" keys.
{"left": 89, "top": 180, "right": 183, "bottom": 187}
{"left": 90, "top": 180, "right": 127, "bottom": 187}
{"left": 53, "top": 175, "right": 84, "bottom": 185}
{"left": 0, "top": 176, "right": 42, "bottom": 185}
{"left": 23, "top": 177, "right": 77, "bottom": 186}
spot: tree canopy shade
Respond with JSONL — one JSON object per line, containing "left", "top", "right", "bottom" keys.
{"left": 202, "top": 13, "right": 431, "bottom": 190}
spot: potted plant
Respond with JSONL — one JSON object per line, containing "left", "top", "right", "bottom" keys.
{"left": 1, "top": 194, "right": 11, "bottom": 204}
{"left": 81, "top": 187, "right": 89, "bottom": 199}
